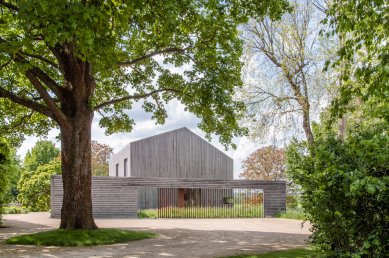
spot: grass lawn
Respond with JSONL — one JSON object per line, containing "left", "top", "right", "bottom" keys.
{"left": 6, "top": 228, "right": 157, "bottom": 246}
{"left": 220, "top": 248, "right": 321, "bottom": 258}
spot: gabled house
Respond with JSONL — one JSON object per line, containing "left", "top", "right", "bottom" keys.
{"left": 109, "top": 127, "right": 233, "bottom": 209}
{"left": 109, "top": 127, "right": 233, "bottom": 179}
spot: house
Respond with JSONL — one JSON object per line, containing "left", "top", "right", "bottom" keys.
{"left": 109, "top": 127, "right": 233, "bottom": 179}
{"left": 51, "top": 128, "right": 286, "bottom": 219}
{"left": 108, "top": 127, "right": 233, "bottom": 209}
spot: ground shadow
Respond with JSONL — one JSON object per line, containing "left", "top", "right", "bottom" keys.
{"left": 1, "top": 224, "right": 310, "bottom": 258}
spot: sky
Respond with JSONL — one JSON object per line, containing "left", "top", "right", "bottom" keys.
{"left": 17, "top": 99, "right": 261, "bottom": 179}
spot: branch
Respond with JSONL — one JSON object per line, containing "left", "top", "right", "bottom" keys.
{"left": 0, "top": 86, "right": 52, "bottom": 117}
{"left": 94, "top": 88, "right": 181, "bottom": 111}
{"left": 118, "top": 47, "right": 190, "bottom": 67}
{"left": 0, "top": 36, "right": 63, "bottom": 98}
{"left": 10, "top": 110, "right": 34, "bottom": 130}
{"left": 0, "top": 0, "right": 18, "bottom": 11}
{"left": 24, "top": 71, "right": 67, "bottom": 126}
{"left": 29, "top": 67, "right": 62, "bottom": 97}
{"left": 0, "top": 60, "right": 11, "bottom": 69}
{"left": 22, "top": 51, "right": 59, "bottom": 70}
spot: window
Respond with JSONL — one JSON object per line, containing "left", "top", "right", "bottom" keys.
{"left": 115, "top": 163, "right": 119, "bottom": 177}
{"left": 124, "top": 158, "right": 127, "bottom": 177}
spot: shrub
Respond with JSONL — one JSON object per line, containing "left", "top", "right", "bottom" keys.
{"left": 0, "top": 138, "right": 12, "bottom": 227}
{"left": 286, "top": 124, "right": 389, "bottom": 257}
{"left": 18, "top": 158, "right": 61, "bottom": 211}
{"left": 138, "top": 209, "right": 158, "bottom": 218}
{"left": 3, "top": 205, "right": 28, "bottom": 214}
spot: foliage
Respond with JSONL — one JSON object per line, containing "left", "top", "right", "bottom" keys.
{"left": 18, "top": 158, "right": 61, "bottom": 211}
{"left": 5, "top": 156, "right": 22, "bottom": 203}
{"left": 3, "top": 205, "right": 28, "bottom": 214}
{"left": 325, "top": 0, "right": 389, "bottom": 122}
{"left": 276, "top": 207, "right": 305, "bottom": 220}
{"left": 17, "top": 140, "right": 60, "bottom": 211}
{"left": 138, "top": 209, "right": 158, "bottom": 219}
{"left": 6, "top": 228, "right": 157, "bottom": 246}
{"left": 146, "top": 205, "right": 263, "bottom": 218}
{"left": 240, "top": 146, "right": 285, "bottom": 180}
{"left": 0, "top": 0, "right": 289, "bottom": 229}
{"left": 286, "top": 123, "right": 389, "bottom": 257}
{"left": 0, "top": 0, "right": 288, "bottom": 148}
{"left": 91, "top": 140, "right": 112, "bottom": 176}
{"left": 23, "top": 140, "right": 60, "bottom": 172}
{"left": 219, "top": 248, "right": 320, "bottom": 258}
{"left": 0, "top": 137, "right": 12, "bottom": 226}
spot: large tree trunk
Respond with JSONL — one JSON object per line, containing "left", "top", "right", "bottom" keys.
{"left": 56, "top": 44, "right": 97, "bottom": 229}
{"left": 59, "top": 109, "right": 97, "bottom": 229}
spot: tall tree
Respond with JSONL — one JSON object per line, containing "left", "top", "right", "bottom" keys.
{"left": 0, "top": 0, "right": 288, "bottom": 229}
{"left": 241, "top": 0, "right": 336, "bottom": 145}
{"left": 17, "top": 140, "right": 60, "bottom": 205}
{"left": 23, "top": 140, "right": 60, "bottom": 172}
{"left": 18, "top": 158, "right": 61, "bottom": 212}
{"left": 240, "top": 146, "right": 285, "bottom": 180}
{"left": 326, "top": 0, "right": 389, "bottom": 122}
{"left": 91, "top": 140, "right": 112, "bottom": 176}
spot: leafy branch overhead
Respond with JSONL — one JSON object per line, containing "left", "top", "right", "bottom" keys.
{"left": 0, "top": 0, "right": 287, "bottom": 146}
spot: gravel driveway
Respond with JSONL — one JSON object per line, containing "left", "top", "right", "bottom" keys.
{"left": 0, "top": 212, "right": 310, "bottom": 258}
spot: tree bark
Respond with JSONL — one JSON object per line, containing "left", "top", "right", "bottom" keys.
{"left": 301, "top": 99, "right": 314, "bottom": 146}
{"left": 58, "top": 52, "right": 97, "bottom": 229}
{"left": 59, "top": 108, "right": 97, "bottom": 229}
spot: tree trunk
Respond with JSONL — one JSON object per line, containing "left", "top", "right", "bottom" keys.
{"left": 59, "top": 109, "right": 97, "bottom": 229}
{"left": 301, "top": 101, "right": 314, "bottom": 145}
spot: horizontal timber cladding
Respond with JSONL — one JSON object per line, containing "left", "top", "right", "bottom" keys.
{"left": 50, "top": 175, "right": 286, "bottom": 218}
{"left": 50, "top": 176, "right": 138, "bottom": 219}
{"left": 130, "top": 128, "right": 233, "bottom": 180}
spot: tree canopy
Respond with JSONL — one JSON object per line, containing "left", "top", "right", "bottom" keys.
{"left": 23, "top": 140, "right": 60, "bottom": 172}
{"left": 0, "top": 0, "right": 288, "bottom": 146}
{"left": 326, "top": 0, "right": 389, "bottom": 121}
{"left": 91, "top": 140, "right": 112, "bottom": 176}
{"left": 0, "top": 0, "right": 290, "bottom": 229}
{"left": 240, "top": 146, "right": 285, "bottom": 181}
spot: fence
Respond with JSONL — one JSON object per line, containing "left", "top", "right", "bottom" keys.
{"left": 157, "top": 188, "right": 264, "bottom": 218}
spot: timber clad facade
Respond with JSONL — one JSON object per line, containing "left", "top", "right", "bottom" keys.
{"left": 109, "top": 127, "right": 233, "bottom": 179}
{"left": 51, "top": 127, "right": 287, "bottom": 218}
{"left": 50, "top": 176, "right": 286, "bottom": 218}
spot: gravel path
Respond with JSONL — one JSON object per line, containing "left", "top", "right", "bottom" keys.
{"left": 0, "top": 213, "right": 310, "bottom": 258}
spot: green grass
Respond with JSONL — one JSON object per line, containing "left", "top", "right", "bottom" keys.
{"left": 138, "top": 209, "right": 158, "bottom": 218}
{"left": 6, "top": 228, "right": 157, "bottom": 246}
{"left": 220, "top": 248, "right": 321, "bottom": 258}
{"left": 139, "top": 205, "right": 264, "bottom": 218}
{"left": 276, "top": 208, "right": 306, "bottom": 220}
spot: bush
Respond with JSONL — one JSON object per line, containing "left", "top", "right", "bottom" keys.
{"left": 286, "top": 124, "right": 389, "bottom": 257}
{"left": 138, "top": 209, "right": 158, "bottom": 218}
{"left": 18, "top": 158, "right": 61, "bottom": 211}
{"left": 286, "top": 195, "right": 299, "bottom": 209}
{"left": 0, "top": 138, "right": 12, "bottom": 227}
{"left": 3, "top": 205, "right": 28, "bottom": 214}
{"left": 276, "top": 207, "right": 305, "bottom": 220}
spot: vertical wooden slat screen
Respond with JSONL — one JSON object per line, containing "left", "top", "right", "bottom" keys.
{"left": 157, "top": 187, "right": 264, "bottom": 218}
